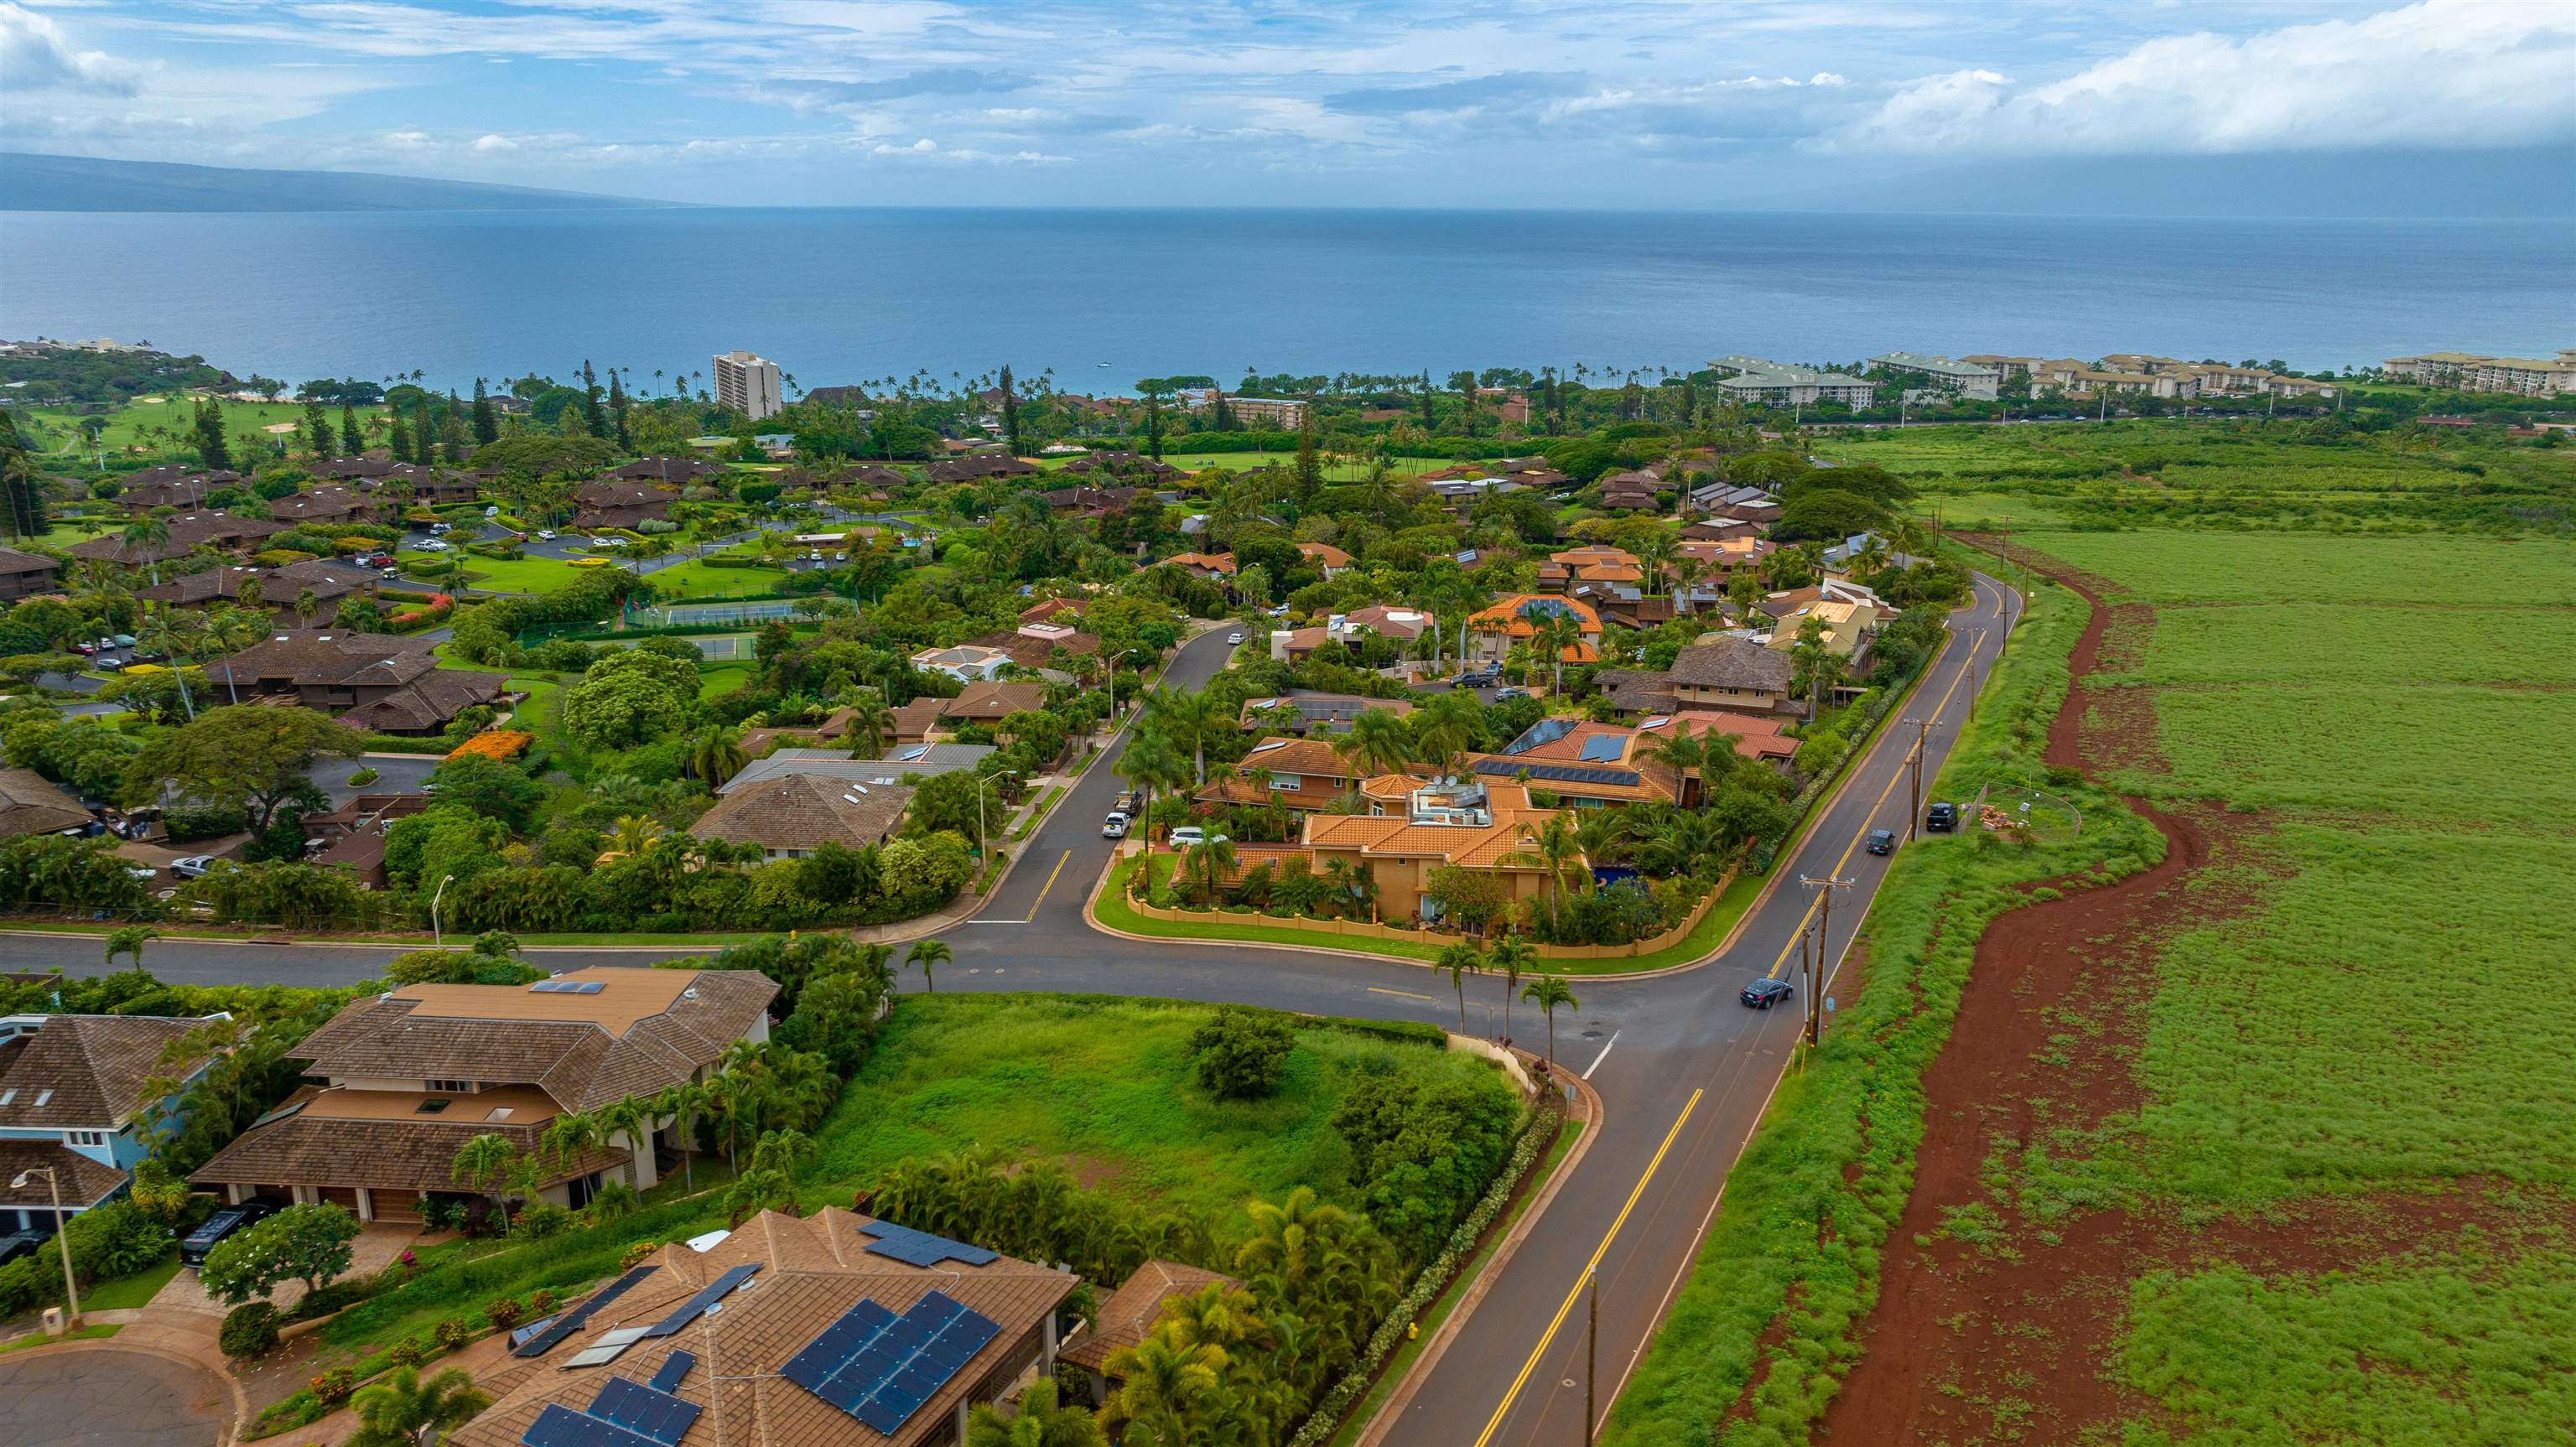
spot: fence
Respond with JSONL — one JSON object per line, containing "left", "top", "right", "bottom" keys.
{"left": 638, "top": 598, "right": 802, "bottom": 627}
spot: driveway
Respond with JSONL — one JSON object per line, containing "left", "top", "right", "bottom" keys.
{"left": 0, "top": 1348, "right": 226, "bottom": 1447}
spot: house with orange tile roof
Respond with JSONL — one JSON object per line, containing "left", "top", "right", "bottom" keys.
{"left": 1296, "top": 541, "right": 1356, "bottom": 577}
{"left": 1302, "top": 779, "right": 1580, "bottom": 925}
{"left": 1161, "top": 550, "right": 1238, "bottom": 581}
{"left": 1194, "top": 736, "right": 1429, "bottom": 815}
{"left": 1464, "top": 594, "right": 1601, "bottom": 666}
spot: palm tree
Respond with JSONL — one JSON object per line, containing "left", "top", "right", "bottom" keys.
{"left": 1672, "top": 556, "right": 1706, "bottom": 616}
{"left": 1509, "top": 815, "right": 1587, "bottom": 938}
{"left": 1182, "top": 836, "right": 1237, "bottom": 904}
{"left": 609, "top": 814, "right": 662, "bottom": 858}
{"left": 905, "top": 938, "right": 952, "bottom": 993}
{"left": 965, "top": 1380, "right": 1107, "bottom": 1447}
{"left": 538, "top": 1109, "right": 602, "bottom": 1173}
{"left": 685, "top": 725, "right": 747, "bottom": 786}
{"left": 1488, "top": 936, "right": 1536, "bottom": 1042}
{"left": 1101, "top": 1330, "right": 1226, "bottom": 1445}
{"left": 138, "top": 607, "right": 200, "bottom": 720}
{"left": 1437, "top": 941, "right": 1484, "bottom": 1035}
{"left": 121, "top": 516, "right": 171, "bottom": 585}
{"left": 347, "top": 1366, "right": 490, "bottom": 1447}
{"left": 1647, "top": 729, "right": 1708, "bottom": 808}
{"left": 1145, "top": 687, "right": 1230, "bottom": 785}
{"left": 1520, "top": 972, "right": 1580, "bottom": 1066}
{"left": 1335, "top": 707, "right": 1412, "bottom": 781}
{"left": 1115, "top": 729, "right": 1187, "bottom": 888}
{"left": 652, "top": 1080, "right": 710, "bottom": 1191}
{"left": 449, "top": 1133, "right": 520, "bottom": 1227}
{"left": 844, "top": 687, "right": 895, "bottom": 757}
{"left": 595, "top": 1095, "right": 656, "bottom": 1190}
{"left": 103, "top": 924, "right": 158, "bottom": 971}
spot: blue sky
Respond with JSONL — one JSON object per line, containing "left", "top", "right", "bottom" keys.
{"left": 3, "top": 0, "right": 2571, "bottom": 205}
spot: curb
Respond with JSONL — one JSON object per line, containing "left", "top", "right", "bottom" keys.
{"left": 1355, "top": 1061, "right": 1606, "bottom": 1447}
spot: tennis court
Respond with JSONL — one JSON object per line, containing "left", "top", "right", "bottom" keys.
{"left": 641, "top": 598, "right": 801, "bottom": 627}
{"left": 598, "top": 632, "right": 756, "bottom": 659}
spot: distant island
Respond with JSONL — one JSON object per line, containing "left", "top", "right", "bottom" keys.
{"left": 0, "top": 152, "right": 668, "bottom": 214}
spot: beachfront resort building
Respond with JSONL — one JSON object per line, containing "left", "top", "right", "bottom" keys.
{"left": 1706, "top": 357, "right": 1877, "bottom": 408}
{"left": 713, "top": 350, "right": 784, "bottom": 420}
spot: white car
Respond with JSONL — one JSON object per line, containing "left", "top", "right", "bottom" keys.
{"left": 1166, "top": 827, "right": 1228, "bottom": 848}
{"left": 124, "top": 864, "right": 159, "bottom": 883}
{"left": 592, "top": 536, "right": 629, "bottom": 549}
{"left": 170, "top": 855, "right": 217, "bottom": 879}
{"left": 536, "top": 529, "right": 557, "bottom": 541}
{"left": 1227, "top": 631, "right": 1245, "bottom": 645}
{"left": 1102, "top": 812, "right": 1130, "bottom": 839}
{"left": 415, "top": 539, "right": 450, "bottom": 552}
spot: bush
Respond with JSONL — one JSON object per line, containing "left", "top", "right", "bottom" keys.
{"left": 309, "top": 1366, "right": 357, "bottom": 1408}
{"left": 482, "top": 1295, "right": 526, "bottom": 1330}
{"left": 433, "top": 1317, "right": 475, "bottom": 1352}
{"left": 220, "top": 1300, "right": 282, "bottom": 1358}
{"left": 386, "top": 1336, "right": 430, "bottom": 1367}
{"left": 1188, "top": 1005, "right": 1296, "bottom": 1101}
{"left": 162, "top": 802, "right": 249, "bottom": 841}
{"left": 511, "top": 1202, "right": 574, "bottom": 1241}
{"left": 347, "top": 766, "right": 380, "bottom": 788}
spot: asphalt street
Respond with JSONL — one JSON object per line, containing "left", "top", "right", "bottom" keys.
{"left": 0, "top": 577, "right": 2021, "bottom": 1444}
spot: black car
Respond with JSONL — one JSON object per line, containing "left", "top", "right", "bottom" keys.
{"left": 1925, "top": 801, "right": 1959, "bottom": 832}
{"left": 1867, "top": 828, "right": 1898, "bottom": 856}
{"left": 1741, "top": 977, "right": 1794, "bottom": 1009}
{"left": 0, "top": 1230, "right": 44, "bottom": 1267}
{"left": 181, "top": 1201, "right": 277, "bottom": 1267}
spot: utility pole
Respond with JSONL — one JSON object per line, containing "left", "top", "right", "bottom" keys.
{"left": 1585, "top": 1267, "right": 1598, "bottom": 1446}
{"left": 1799, "top": 875, "right": 1855, "bottom": 1048}
{"left": 1903, "top": 717, "right": 1930, "bottom": 839}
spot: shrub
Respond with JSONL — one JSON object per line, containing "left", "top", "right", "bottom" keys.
{"left": 309, "top": 1366, "right": 357, "bottom": 1408}
{"left": 1187, "top": 1005, "right": 1296, "bottom": 1101}
{"left": 433, "top": 1317, "right": 475, "bottom": 1353}
{"left": 531, "top": 1288, "right": 558, "bottom": 1315}
{"left": 347, "top": 766, "right": 380, "bottom": 788}
{"left": 386, "top": 1336, "right": 430, "bottom": 1367}
{"left": 511, "top": 1202, "right": 574, "bottom": 1241}
{"left": 288, "top": 1275, "right": 372, "bottom": 1322}
{"left": 220, "top": 1300, "right": 282, "bottom": 1358}
{"left": 483, "top": 1295, "right": 525, "bottom": 1330}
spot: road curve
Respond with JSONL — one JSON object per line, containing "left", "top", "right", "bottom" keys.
{"left": 3, "top": 577, "right": 2022, "bottom": 1445}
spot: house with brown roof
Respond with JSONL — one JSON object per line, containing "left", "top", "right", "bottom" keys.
{"left": 1, "top": 1012, "right": 225, "bottom": 1234}
{"left": 447, "top": 1207, "right": 1078, "bottom": 1447}
{"left": 1465, "top": 717, "right": 1683, "bottom": 809}
{"left": 605, "top": 456, "right": 731, "bottom": 485}
{"left": 0, "top": 768, "right": 92, "bottom": 840}
{"left": 1597, "top": 638, "right": 1798, "bottom": 718}
{"left": 961, "top": 621, "right": 1103, "bottom": 674}
{"left": 1302, "top": 780, "right": 1578, "bottom": 926}
{"left": 1060, "top": 1259, "right": 1233, "bottom": 1401}
{"left": 1639, "top": 709, "right": 1800, "bottom": 775}
{"left": 736, "top": 705, "right": 862, "bottom": 759}
{"left": 573, "top": 480, "right": 672, "bottom": 532}
{"left": 1015, "top": 595, "right": 1088, "bottom": 626}
{"left": 939, "top": 680, "right": 1048, "bottom": 725}
{"left": 1196, "top": 736, "right": 1400, "bottom": 815}
{"left": 0, "top": 547, "right": 60, "bottom": 603}
{"left": 1296, "top": 541, "right": 1356, "bottom": 576}
{"left": 1236, "top": 691, "right": 1414, "bottom": 738}
{"left": 266, "top": 485, "right": 375, "bottom": 525}
{"left": 923, "top": 454, "right": 1038, "bottom": 483}
{"left": 201, "top": 630, "right": 509, "bottom": 734}
{"left": 65, "top": 511, "right": 286, "bottom": 568}
{"left": 1597, "top": 469, "right": 1662, "bottom": 511}
{"left": 689, "top": 775, "right": 913, "bottom": 862}
{"left": 135, "top": 558, "right": 382, "bottom": 625}
{"left": 1465, "top": 594, "right": 1602, "bottom": 666}
{"left": 1161, "top": 550, "right": 1238, "bottom": 582}
{"left": 191, "top": 967, "right": 776, "bottom": 1221}
{"left": 1040, "top": 483, "right": 1145, "bottom": 517}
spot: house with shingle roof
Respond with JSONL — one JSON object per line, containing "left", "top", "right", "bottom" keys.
{"left": 447, "top": 1207, "right": 1078, "bottom": 1447}
{"left": 690, "top": 774, "right": 914, "bottom": 861}
{"left": 0, "top": 767, "right": 93, "bottom": 841}
{"left": 0, "top": 1013, "right": 226, "bottom": 1234}
{"left": 200, "top": 630, "right": 509, "bottom": 735}
{"left": 1597, "top": 637, "right": 1798, "bottom": 718}
{"left": 1060, "top": 1259, "right": 1234, "bottom": 1402}
{"left": 0, "top": 547, "right": 60, "bottom": 603}
{"left": 135, "top": 558, "right": 382, "bottom": 625}
{"left": 65, "top": 511, "right": 286, "bottom": 568}
{"left": 191, "top": 967, "right": 774, "bottom": 1221}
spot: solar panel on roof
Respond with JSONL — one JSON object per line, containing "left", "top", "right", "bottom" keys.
{"left": 1577, "top": 734, "right": 1627, "bottom": 763}
{"left": 647, "top": 1352, "right": 695, "bottom": 1393}
{"left": 782, "top": 1290, "right": 1000, "bottom": 1438}
{"left": 589, "top": 1377, "right": 702, "bottom": 1446}
{"left": 521, "top": 1402, "right": 661, "bottom": 1447}
{"left": 515, "top": 1265, "right": 657, "bottom": 1357}
{"left": 639, "top": 1263, "right": 758, "bottom": 1338}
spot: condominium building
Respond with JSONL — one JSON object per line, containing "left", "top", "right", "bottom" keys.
{"left": 713, "top": 350, "right": 784, "bottom": 420}
{"left": 1867, "top": 351, "right": 2001, "bottom": 401}
{"left": 2381, "top": 350, "right": 2576, "bottom": 396}
{"left": 1217, "top": 395, "right": 1311, "bottom": 429}
{"left": 1706, "top": 356, "right": 1877, "bottom": 407}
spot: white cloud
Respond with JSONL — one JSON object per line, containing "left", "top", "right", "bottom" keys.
{"left": 0, "top": 1, "right": 142, "bottom": 93}
{"left": 472, "top": 132, "right": 519, "bottom": 151}
{"left": 1836, "top": 0, "right": 2576, "bottom": 154}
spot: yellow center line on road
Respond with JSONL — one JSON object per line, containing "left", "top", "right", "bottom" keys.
{"left": 1368, "top": 986, "right": 1438, "bottom": 1002}
{"left": 1021, "top": 849, "right": 1073, "bottom": 921}
{"left": 1472, "top": 1088, "right": 1702, "bottom": 1447}
{"left": 1766, "top": 627, "right": 1983, "bottom": 981}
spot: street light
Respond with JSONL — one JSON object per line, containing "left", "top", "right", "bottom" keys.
{"left": 975, "top": 770, "right": 1021, "bottom": 853}
{"left": 431, "top": 873, "right": 455, "bottom": 949}
{"left": 10, "top": 1167, "right": 80, "bottom": 1327}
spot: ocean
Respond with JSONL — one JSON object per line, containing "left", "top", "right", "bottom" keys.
{"left": 3, "top": 208, "right": 2568, "bottom": 393}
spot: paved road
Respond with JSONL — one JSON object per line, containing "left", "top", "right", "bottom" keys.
{"left": 5, "top": 579, "right": 2020, "bottom": 1444}
{"left": 0, "top": 1349, "right": 227, "bottom": 1447}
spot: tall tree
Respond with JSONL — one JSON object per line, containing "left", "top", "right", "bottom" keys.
{"left": 1520, "top": 972, "right": 1579, "bottom": 1066}
{"left": 387, "top": 409, "right": 413, "bottom": 464}
{"left": 998, "top": 365, "right": 1023, "bottom": 456}
{"left": 904, "top": 937, "right": 953, "bottom": 993}
{"left": 1437, "top": 941, "right": 1484, "bottom": 1035}
{"left": 1488, "top": 935, "right": 1535, "bottom": 1041}
{"left": 580, "top": 359, "right": 606, "bottom": 436}
{"left": 304, "top": 401, "right": 333, "bottom": 456}
{"left": 1145, "top": 390, "right": 1166, "bottom": 460}
{"left": 470, "top": 377, "right": 499, "bottom": 444}
{"left": 607, "top": 369, "right": 633, "bottom": 451}
{"left": 339, "top": 402, "right": 364, "bottom": 454}
{"left": 193, "top": 398, "right": 231, "bottom": 470}
{"left": 0, "top": 412, "right": 49, "bottom": 538}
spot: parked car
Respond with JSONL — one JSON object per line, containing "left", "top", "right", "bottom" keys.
{"left": 592, "top": 536, "right": 629, "bottom": 549}
{"left": 170, "top": 855, "right": 217, "bottom": 879}
{"left": 1166, "top": 827, "right": 1228, "bottom": 849}
{"left": 1741, "top": 978, "right": 1794, "bottom": 1009}
{"left": 428, "top": 521, "right": 452, "bottom": 534}
{"left": 1226, "top": 631, "right": 1245, "bottom": 646}
{"left": 1101, "top": 812, "right": 1130, "bottom": 839}
{"left": 1493, "top": 687, "right": 1530, "bottom": 701}
{"left": 484, "top": 506, "right": 501, "bottom": 517}
{"left": 1867, "top": 828, "right": 1898, "bottom": 856}
{"left": 415, "top": 539, "right": 450, "bottom": 552}
{"left": 536, "top": 529, "right": 557, "bottom": 541}
{"left": 0, "top": 1231, "right": 44, "bottom": 1267}
{"left": 182, "top": 1201, "right": 277, "bottom": 1267}
{"left": 94, "top": 656, "right": 124, "bottom": 672}
{"left": 1925, "top": 801, "right": 1959, "bottom": 832}
{"left": 381, "top": 567, "right": 403, "bottom": 580}
{"left": 1111, "top": 791, "right": 1140, "bottom": 815}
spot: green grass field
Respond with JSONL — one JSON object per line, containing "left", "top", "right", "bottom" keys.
{"left": 18, "top": 397, "right": 392, "bottom": 463}
{"left": 808, "top": 993, "right": 1512, "bottom": 1227}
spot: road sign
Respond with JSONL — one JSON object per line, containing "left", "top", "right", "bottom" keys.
{"left": 1826, "top": 998, "right": 1836, "bottom": 1012}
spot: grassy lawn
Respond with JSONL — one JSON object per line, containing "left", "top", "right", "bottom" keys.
{"left": 80, "top": 1253, "right": 182, "bottom": 1311}
{"left": 19, "top": 397, "right": 392, "bottom": 462}
{"left": 0, "top": 1322, "right": 120, "bottom": 1355}
{"left": 697, "top": 661, "right": 754, "bottom": 698}
{"left": 805, "top": 993, "right": 1511, "bottom": 1226}
{"left": 436, "top": 553, "right": 591, "bottom": 594}
{"left": 636, "top": 556, "right": 793, "bottom": 599}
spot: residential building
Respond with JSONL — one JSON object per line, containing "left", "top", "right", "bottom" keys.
{"left": 959, "top": 621, "right": 1104, "bottom": 674}
{"left": 1961, "top": 355, "right": 2042, "bottom": 381}
{"left": 1868, "top": 352, "right": 2001, "bottom": 401}
{"left": 113, "top": 467, "right": 237, "bottom": 511}
{"left": 1296, "top": 541, "right": 1356, "bottom": 576}
{"left": 1207, "top": 395, "right": 1310, "bottom": 429}
{"left": 691, "top": 774, "right": 913, "bottom": 861}
{"left": 1464, "top": 718, "right": 1681, "bottom": 809}
{"left": 605, "top": 456, "right": 732, "bottom": 485}
{"left": 721, "top": 744, "right": 993, "bottom": 797}
{"left": 712, "top": 350, "right": 784, "bottom": 420}
{"left": 936, "top": 680, "right": 1049, "bottom": 725}
{"left": 135, "top": 558, "right": 382, "bottom": 626}
{"left": 1302, "top": 780, "right": 1578, "bottom": 926}
{"left": 1161, "top": 551, "right": 1239, "bottom": 582}
{"left": 923, "top": 454, "right": 1038, "bottom": 483}
{"left": 1597, "top": 469, "right": 1662, "bottom": 511}
{"left": 1764, "top": 595, "right": 1883, "bottom": 686}
{"left": 1639, "top": 709, "right": 1800, "bottom": 773}
{"left": 736, "top": 705, "right": 863, "bottom": 759}
{"left": 446, "top": 1208, "right": 1077, "bottom": 1447}
{"left": 1706, "top": 356, "right": 1877, "bottom": 407}
{"left": 65, "top": 511, "right": 285, "bottom": 568}
{"left": 1062, "top": 1259, "right": 1233, "bottom": 1403}
{"left": 1198, "top": 736, "right": 1395, "bottom": 814}
{"left": 200, "top": 630, "right": 511, "bottom": 735}
{"left": 1041, "top": 484, "right": 1146, "bottom": 517}
{"left": 2381, "top": 350, "right": 2576, "bottom": 395}
{"left": 1464, "top": 594, "right": 1602, "bottom": 666}
{"left": 191, "top": 967, "right": 775, "bottom": 1220}
{"left": 0, "top": 1012, "right": 226, "bottom": 1234}
{"left": 572, "top": 480, "right": 671, "bottom": 532}
{"left": 1685, "top": 482, "right": 1783, "bottom": 525}
{"left": 265, "top": 485, "right": 375, "bottom": 526}
{"left": 908, "top": 644, "right": 1015, "bottom": 684}
{"left": 1597, "top": 638, "right": 1799, "bottom": 718}
{"left": 0, "top": 768, "right": 94, "bottom": 840}
{"left": 0, "top": 547, "right": 61, "bottom": 602}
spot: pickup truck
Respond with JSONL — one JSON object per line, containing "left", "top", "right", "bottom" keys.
{"left": 1925, "top": 801, "right": 1959, "bottom": 832}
